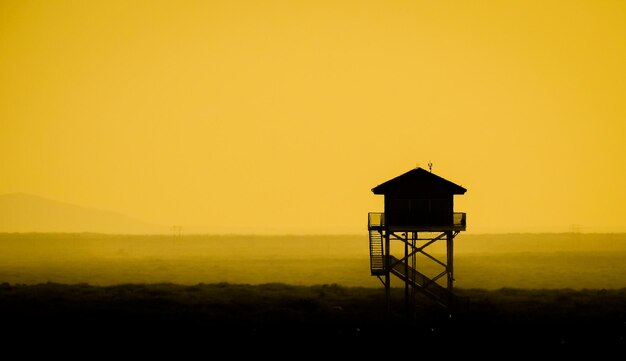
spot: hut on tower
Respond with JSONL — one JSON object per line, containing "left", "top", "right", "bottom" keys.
{"left": 372, "top": 167, "right": 466, "bottom": 231}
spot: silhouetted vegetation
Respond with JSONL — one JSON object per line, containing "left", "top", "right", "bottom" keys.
{"left": 1, "top": 282, "right": 624, "bottom": 356}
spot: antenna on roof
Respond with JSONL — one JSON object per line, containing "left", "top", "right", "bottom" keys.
{"left": 428, "top": 161, "right": 433, "bottom": 172}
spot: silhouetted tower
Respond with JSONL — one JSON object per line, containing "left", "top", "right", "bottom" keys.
{"left": 367, "top": 167, "right": 467, "bottom": 314}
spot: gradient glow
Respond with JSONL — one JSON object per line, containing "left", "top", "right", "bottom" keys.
{"left": 1, "top": 0, "right": 625, "bottom": 233}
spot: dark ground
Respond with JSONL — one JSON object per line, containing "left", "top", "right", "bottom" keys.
{"left": 1, "top": 282, "right": 625, "bottom": 357}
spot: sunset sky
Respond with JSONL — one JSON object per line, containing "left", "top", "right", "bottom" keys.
{"left": 1, "top": 0, "right": 625, "bottom": 234}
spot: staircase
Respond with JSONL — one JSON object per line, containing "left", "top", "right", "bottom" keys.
{"left": 388, "top": 255, "right": 457, "bottom": 307}
{"left": 368, "top": 229, "right": 385, "bottom": 275}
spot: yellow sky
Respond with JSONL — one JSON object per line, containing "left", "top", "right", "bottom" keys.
{"left": 1, "top": 0, "right": 625, "bottom": 234}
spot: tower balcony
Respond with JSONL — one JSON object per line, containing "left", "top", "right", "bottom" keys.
{"left": 368, "top": 212, "right": 467, "bottom": 232}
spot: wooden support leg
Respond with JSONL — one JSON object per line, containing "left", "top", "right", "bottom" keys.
{"left": 446, "top": 231, "right": 454, "bottom": 291}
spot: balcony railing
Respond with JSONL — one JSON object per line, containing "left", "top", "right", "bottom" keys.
{"left": 368, "top": 212, "right": 385, "bottom": 229}
{"left": 453, "top": 212, "right": 467, "bottom": 228}
{"left": 368, "top": 212, "right": 467, "bottom": 231}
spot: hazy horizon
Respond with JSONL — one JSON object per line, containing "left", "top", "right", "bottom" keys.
{"left": 2, "top": 232, "right": 625, "bottom": 289}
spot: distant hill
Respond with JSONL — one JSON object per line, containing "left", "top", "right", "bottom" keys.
{"left": 0, "top": 193, "right": 168, "bottom": 234}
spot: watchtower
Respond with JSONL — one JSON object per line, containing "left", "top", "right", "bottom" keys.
{"left": 367, "top": 167, "right": 467, "bottom": 313}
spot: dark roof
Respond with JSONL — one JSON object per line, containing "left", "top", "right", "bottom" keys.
{"left": 371, "top": 167, "right": 467, "bottom": 195}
